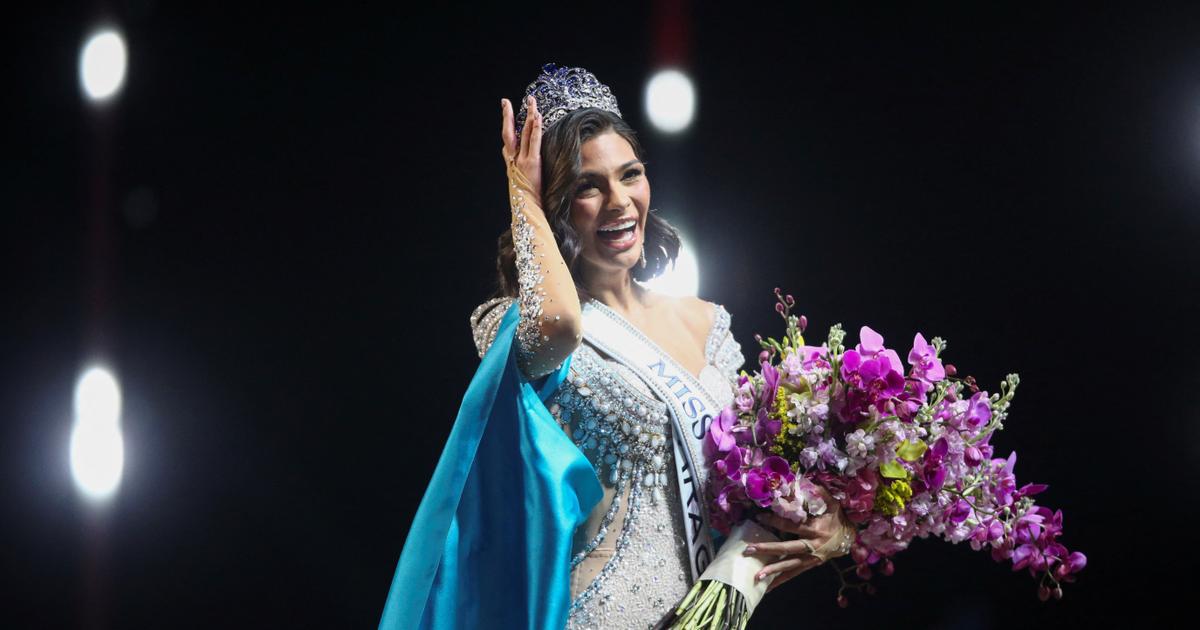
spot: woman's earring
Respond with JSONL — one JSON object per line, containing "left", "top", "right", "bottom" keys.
{"left": 638, "top": 243, "right": 647, "bottom": 269}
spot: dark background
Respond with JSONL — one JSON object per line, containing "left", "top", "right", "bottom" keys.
{"left": 6, "top": 2, "right": 1198, "bottom": 628}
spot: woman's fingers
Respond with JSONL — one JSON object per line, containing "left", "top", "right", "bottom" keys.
{"left": 500, "top": 99, "right": 515, "bottom": 161}
{"left": 528, "top": 96, "right": 542, "bottom": 161}
{"left": 755, "top": 556, "right": 819, "bottom": 584}
{"left": 518, "top": 95, "right": 534, "bottom": 160}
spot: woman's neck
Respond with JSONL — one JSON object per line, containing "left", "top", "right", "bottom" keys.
{"left": 579, "top": 265, "right": 649, "bottom": 317}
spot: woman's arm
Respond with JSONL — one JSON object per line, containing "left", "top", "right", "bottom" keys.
{"left": 502, "top": 96, "right": 582, "bottom": 380}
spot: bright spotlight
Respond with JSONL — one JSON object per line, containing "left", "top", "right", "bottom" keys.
{"left": 643, "top": 234, "right": 700, "bottom": 297}
{"left": 644, "top": 69, "right": 696, "bottom": 134}
{"left": 79, "top": 29, "right": 127, "bottom": 102}
{"left": 74, "top": 366, "right": 122, "bottom": 427}
{"left": 70, "top": 366, "right": 125, "bottom": 501}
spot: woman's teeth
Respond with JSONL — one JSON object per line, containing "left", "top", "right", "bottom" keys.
{"left": 598, "top": 219, "right": 637, "bottom": 233}
{"left": 597, "top": 221, "right": 637, "bottom": 249}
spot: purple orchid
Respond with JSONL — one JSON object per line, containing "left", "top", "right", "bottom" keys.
{"left": 855, "top": 326, "right": 905, "bottom": 374}
{"left": 754, "top": 407, "right": 782, "bottom": 442}
{"left": 965, "top": 391, "right": 992, "bottom": 429}
{"left": 703, "top": 407, "right": 740, "bottom": 459}
{"left": 840, "top": 348, "right": 907, "bottom": 422}
{"left": 759, "top": 360, "right": 781, "bottom": 409}
{"left": 744, "top": 456, "right": 795, "bottom": 507}
{"left": 713, "top": 446, "right": 744, "bottom": 482}
{"left": 907, "top": 332, "right": 946, "bottom": 383}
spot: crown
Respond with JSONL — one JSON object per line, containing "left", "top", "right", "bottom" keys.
{"left": 515, "top": 63, "right": 623, "bottom": 141}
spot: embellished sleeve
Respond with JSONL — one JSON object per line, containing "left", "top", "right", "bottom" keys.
{"left": 470, "top": 297, "right": 515, "bottom": 359}
{"left": 505, "top": 157, "right": 583, "bottom": 380}
{"left": 704, "top": 304, "right": 745, "bottom": 386}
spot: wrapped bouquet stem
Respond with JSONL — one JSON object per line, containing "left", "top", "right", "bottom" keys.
{"left": 654, "top": 520, "right": 779, "bottom": 630}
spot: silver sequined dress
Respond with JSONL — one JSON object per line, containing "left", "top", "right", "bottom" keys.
{"left": 550, "top": 302, "right": 744, "bottom": 630}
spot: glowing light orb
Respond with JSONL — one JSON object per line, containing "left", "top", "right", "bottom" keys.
{"left": 644, "top": 69, "right": 696, "bottom": 134}
{"left": 79, "top": 29, "right": 127, "bottom": 102}
{"left": 70, "top": 366, "right": 125, "bottom": 501}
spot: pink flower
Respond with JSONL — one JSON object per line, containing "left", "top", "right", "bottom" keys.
{"left": 907, "top": 332, "right": 946, "bottom": 382}
{"left": 1012, "top": 543, "right": 1046, "bottom": 573}
{"left": 801, "top": 345, "right": 831, "bottom": 371}
{"left": 771, "top": 476, "right": 826, "bottom": 523}
{"left": 713, "top": 446, "right": 744, "bottom": 482}
{"left": 965, "top": 391, "right": 992, "bottom": 429}
{"left": 745, "top": 456, "right": 795, "bottom": 507}
{"left": 734, "top": 377, "right": 757, "bottom": 413}
{"left": 703, "top": 407, "right": 739, "bottom": 458}
{"left": 779, "top": 349, "right": 805, "bottom": 387}
{"left": 855, "top": 326, "right": 905, "bottom": 374}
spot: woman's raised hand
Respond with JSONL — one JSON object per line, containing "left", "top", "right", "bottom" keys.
{"left": 497, "top": 93, "right": 583, "bottom": 380}
{"left": 501, "top": 95, "right": 544, "bottom": 210}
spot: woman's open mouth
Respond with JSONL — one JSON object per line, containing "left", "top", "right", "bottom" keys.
{"left": 596, "top": 219, "right": 638, "bottom": 251}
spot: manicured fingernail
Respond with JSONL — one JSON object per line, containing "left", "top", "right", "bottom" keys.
{"left": 744, "top": 546, "right": 757, "bottom": 554}
{"left": 755, "top": 572, "right": 765, "bottom": 581}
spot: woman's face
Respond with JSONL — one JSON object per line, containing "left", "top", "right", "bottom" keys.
{"left": 569, "top": 130, "right": 650, "bottom": 279}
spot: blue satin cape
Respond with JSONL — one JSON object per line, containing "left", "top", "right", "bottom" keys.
{"left": 379, "top": 302, "right": 603, "bottom": 630}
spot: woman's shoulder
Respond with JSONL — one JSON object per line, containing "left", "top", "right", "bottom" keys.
{"left": 679, "top": 295, "right": 718, "bottom": 331}
{"left": 645, "top": 292, "right": 724, "bottom": 343}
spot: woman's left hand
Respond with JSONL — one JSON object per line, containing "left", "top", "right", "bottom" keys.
{"left": 742, "top": 493, "right": 855, "bottom": 593}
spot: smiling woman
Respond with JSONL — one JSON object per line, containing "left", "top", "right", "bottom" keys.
{"left": 378, "top": 63, "right": 849, "bottom": 630}
{"left": 494, "top": 105, "right": 681, "bottom": 303}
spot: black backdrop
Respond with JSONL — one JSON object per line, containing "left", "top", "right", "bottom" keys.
{"left": 6, "top": 2, "right": 1198, "bottom": 628}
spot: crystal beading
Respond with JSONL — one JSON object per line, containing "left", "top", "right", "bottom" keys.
{"left": 508, "top": 167, "right": 553, "bottom": 378}
{"left": 465, "top": 298, "right": 747, "bottom": 627}
{"left": 555, "top": 305, "right": 745, "bottom": 629}
{"left": 470, "top": 297, "right": 514, "bottom": 358}
{"left": 557, "top": 345, "right": 672, "bottom": 506}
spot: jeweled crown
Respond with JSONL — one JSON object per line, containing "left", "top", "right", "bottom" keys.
{"left": 515, "top": 63, "right": 623, "bottom": 141}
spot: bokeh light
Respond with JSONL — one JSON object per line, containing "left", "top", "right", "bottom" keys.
{"left": 644, "top": 68, "right": 696, "bottom": 134}
{"left": 79, "top": 29, "right": 127, "bottom": 102}
{"left": 70, "top": 365, "right": 125, "bottom": 501}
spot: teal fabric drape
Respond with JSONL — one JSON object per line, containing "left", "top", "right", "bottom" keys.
{"left": 379, "top": 302, "right": 602, "bottom": 630}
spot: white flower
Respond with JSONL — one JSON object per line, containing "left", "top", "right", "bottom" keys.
{"left": 785, "top": 393, "right": 815, "bottom": 434}
{"left": 846, "top": 428, "right": 876, "bottom": 459}
{"left": 799, "top": 446, "right": 819, "bottom": 469}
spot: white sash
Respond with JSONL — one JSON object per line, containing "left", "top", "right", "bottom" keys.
{"left": 580, "top": 300, "right": 718, "bottom": 582}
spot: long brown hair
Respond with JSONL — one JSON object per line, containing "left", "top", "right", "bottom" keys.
{"left": 494, "top": 108, "right": 681, "bottom": 297}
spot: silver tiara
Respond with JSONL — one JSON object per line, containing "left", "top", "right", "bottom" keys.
{"left": 515, "top": 63, "right": 623, "bottom": 140}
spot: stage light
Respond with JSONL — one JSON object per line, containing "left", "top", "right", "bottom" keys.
{"left": 70, "top": 366, "right": 125, "bottom": 502}
{"left": 79, "top": 28, "right": 127, "bottom": 103}
{"left": 644, "top": 69, "right": 696, "bottom": 134}
{"left": 643, "top": 233, "right": 700, "bottom": 297}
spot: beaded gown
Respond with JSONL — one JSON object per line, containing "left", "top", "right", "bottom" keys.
{"left": 380, "top": 150, "right": 745, "bottom": 629}
{"left": 470, "top": 296, "right": 745, "bottom": 629}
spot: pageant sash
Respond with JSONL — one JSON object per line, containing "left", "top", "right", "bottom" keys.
{"left": 580, "top": 299, "right": 719, "bottom": 582}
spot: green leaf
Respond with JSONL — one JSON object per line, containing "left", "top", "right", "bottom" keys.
{"left": 879, "top": 460, "right": 908, "bottom": 480}
{"left": 896, "top": 440, "right": 928, "bottom": 462}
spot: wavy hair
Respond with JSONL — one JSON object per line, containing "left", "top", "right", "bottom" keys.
{"left": 494, "top": 108, "right": 681, "bottom": 297}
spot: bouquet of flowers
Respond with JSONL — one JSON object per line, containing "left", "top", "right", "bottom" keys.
{"left": 658, "top": 290, "right": 1086, "bottom": 629}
